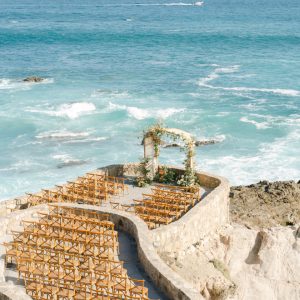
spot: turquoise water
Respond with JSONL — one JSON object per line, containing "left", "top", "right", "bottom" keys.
{"left": 0, "top": 0, "right": 299, "bottom": 200}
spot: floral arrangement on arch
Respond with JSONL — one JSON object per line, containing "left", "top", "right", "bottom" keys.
{"left": 142, "top": 122, "right": 198, "bottom": 186}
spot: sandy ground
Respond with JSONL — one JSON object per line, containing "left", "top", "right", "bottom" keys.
{"left": 230, "top": 181, "right": 300, "bottom": 228}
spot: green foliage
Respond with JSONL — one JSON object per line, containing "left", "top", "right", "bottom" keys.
{"left": 143, "top": 122, "right": 198, "bottom": 187}
{"left": 154, "top": 166, "right": 176, "bottom": 184}
{"left": 135, "top": 157, "right": 152, "bottom": 187}
{"left": 177, "top": 167, "right": 199, "bottom": 187}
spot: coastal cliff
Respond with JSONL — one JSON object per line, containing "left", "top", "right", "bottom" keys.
{"left": 159, "top": 180, "right": 300, "bottom": 300}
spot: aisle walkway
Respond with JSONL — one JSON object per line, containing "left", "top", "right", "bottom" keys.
{"left": 118, "top": 231, "right": 167, "bottom": 300}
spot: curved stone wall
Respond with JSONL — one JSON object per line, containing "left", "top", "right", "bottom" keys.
{"left": 55, "top": 203, "right": 202, "bottom": 300}
{"left": 0, "top": 163, "right": 230, "bottom": 300}
{"left": 152, "top": 170, "right": 230, "bottom": 252}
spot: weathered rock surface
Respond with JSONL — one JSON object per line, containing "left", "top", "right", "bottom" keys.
{"left": 230, "top": 180, "right": 300, "bottom": 228}
{"left": 22, "top": 76, "right": 44, "bottom": 83}
{"left": 159, "top": 180, "right": 300, "bottom": 299}
{"left": 159, "top": 224, "right": 300, "bottom": 300}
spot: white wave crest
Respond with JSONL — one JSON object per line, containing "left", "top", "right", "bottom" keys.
{"left": 52, "top": 154, "right": 87, "bottom": 168}
{"left": 199, "top": 129, "right": 300, "bottom": 185}
{"left": 63, "top": 137, "right": 107, "bottom": 144}
{"left": 246, "top": 113, "right": 300, "bottom": 127}
{"left": 36, "top": 131, "right": 90, "bottom": 140}
{"left": 102, "top": 2, "right": 204, "bottom": 7}
{"left": 214, "top": 65, "right": 240, "bottom": 74}
{"left": 197, "top": 134, "right": 227, "bottom": 143}
{"left": 164, "top": 2, "right": 203, "bottom": 6}
{"left": 221, "top": 86, "right": 300, "bottom": 97}
{"left": 36, "top": 130, "right": 107, "bottom": 144}
{"left": 198, "top": 66, "right": 300, "bottom": 97}
{"left": 198, "top": 65, "right": 240, "bottom": 86}
{"left": 108, "top": 102, "right": 184, "bottom": 120}
{"left": 27, "top": 102, "right": 96, "bottom": 119}
{"left": 213, "top": 134, "right": 226, "bottom": 142}
{"left": 92, "top": 89, "right": 130, "bottom": 99}
{"left": 240, "top": 116, "right": 270, "bottom": 129}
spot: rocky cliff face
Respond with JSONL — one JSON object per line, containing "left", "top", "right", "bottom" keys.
{"left": 230, "top": 180, "right": 300, "bottom": 228}
{"left": 159, "top": 180, "right": 300, "bottom": 300}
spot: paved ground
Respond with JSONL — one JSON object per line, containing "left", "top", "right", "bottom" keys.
{"left": 118, "top": 231, "right": 167, "bottom": 300}
{"left": 107, "top": 180, "right": 210, "bottom": 209}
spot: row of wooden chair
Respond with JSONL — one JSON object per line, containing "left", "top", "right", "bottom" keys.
{"left": 4, "top": 205, "right": 150, "bottom": 300}
{"left": 23, "top": 173, "right": 128, "bottom": 208}
{"left": 154, "top": 183, "right": 200, "bottom": 195}
{"left": 134, "top": 184, "right": 201, "bottom": 229}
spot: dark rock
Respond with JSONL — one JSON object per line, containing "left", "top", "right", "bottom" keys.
{"left": 23, "top": 76, "right": 44, "bottom": 83}
{"left": 195, "top": 139, "right": 220, "bottom": 146}
{"left": 57, "top": 160, "right": 87, "bottom": 169}
{"left": 162, "top": 143, "right": 181, "bottom": 148}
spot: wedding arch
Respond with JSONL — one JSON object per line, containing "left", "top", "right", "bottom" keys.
{"left": 143, "top": 124, "right": 196, "bottom": 181}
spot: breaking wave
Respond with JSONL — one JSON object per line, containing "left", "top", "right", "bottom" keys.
{"left": 108, "top": 102, "right": 184, "bottom": 120}
{"left": 36, "top": 131, "right": 90, "bottom": 140}
{"left": 26, "top": 102, "right": 96, "bottom": 119}
{"left": 98, "top": 2, "right": 204, "bottom": 7}
{"left": 36, "top": 130, "right": 107, "bottom": 143}
{"left": 198, "top": 66, "right": 300, "bottom": 97}
{"left": 53, "top": 154, "right": 88, "bottom": 169}
{"left": 240, "top": 116, "right": 271, "bottom": 129}
{"left": 199, "top": 129, "right": 300, "bottom": 185}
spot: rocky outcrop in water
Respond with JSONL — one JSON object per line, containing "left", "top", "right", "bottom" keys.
{"left": 230, "top": 180, "right": 300, "bottom": 228}
{"left": 23, "top": 76, "right": 44, "bottom": 83}
{"left": 161, "top": 139, "right": 221, "bottom": 148}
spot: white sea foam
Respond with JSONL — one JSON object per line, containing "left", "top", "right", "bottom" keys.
{"left": 240, "top": 103, "right": 262, "bottom": 111}
{"left": 0, "top": 159, "right": 42, "bottom": 173}
{"left": 215, "top": 111, "right": 231, "bottom": 117}
{"left": 27, "top": 102, "right": 96, "bottom": 119}
{"left": 214, "top": 65, "right": 240, "bottom": 74}
{"left": 108, "top": 102, "right": 184, "bottom": 120}
{"left": 199, "top": 129, "right": 300, "bottom": 185}
{"left": 240, "top": 116, "right": 270, "bottom": 129}
{"left": 53, "top": 154, "right": 87, "bottom": 168}
{"left": 198, "top": 66, "right": 300, "bottom": 97}
{"left": 63, "top": 137, "right": 107, "bottom": 144}
{"left": 101, "top": 2, "right": 204, "bottom": 7}
{"left": 36, "top": 130, "right": 107, "bottom": 144}
{"left": 197, "top": 63, "right": 220, "bottom": 67}
{"left": 91, "top": 89, "right": 130, "bottom": 99}
{"left": 247, "top": 113, "right": 300, "bottom": 127}
{"left": 219, "top": 86, "right": 300, "bottom": 97}
{"left": 36, "top": 131, "right": 90, "bottom": 140}
{"left": 197, "top": 134, "right": 227, "bottom": 143}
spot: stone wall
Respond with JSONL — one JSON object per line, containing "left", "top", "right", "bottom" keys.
{"left": 152, "top": 170, "right": 230, "bottom": 253}
{"left": 0, "top": 163, "right": 230, "bottom": 300}
{"left": 0, "top": 201, "right": 202, "bottom": 300}
{"left": 52, "top": 203, "right": 202, "bottom": 300}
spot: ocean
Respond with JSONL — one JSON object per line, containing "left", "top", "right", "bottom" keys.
{"left": 0, "top": 0, "right": 299, "bottom": 200}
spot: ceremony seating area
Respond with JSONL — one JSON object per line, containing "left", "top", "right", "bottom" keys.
{"left": 24, "top": 173, "right": 127, "bottom": 207}
{"left": 3, "top": 205, "right": 149, "bottom": 300}
{"left": 133, "top": 183, "right": 201, "bottom": 229}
